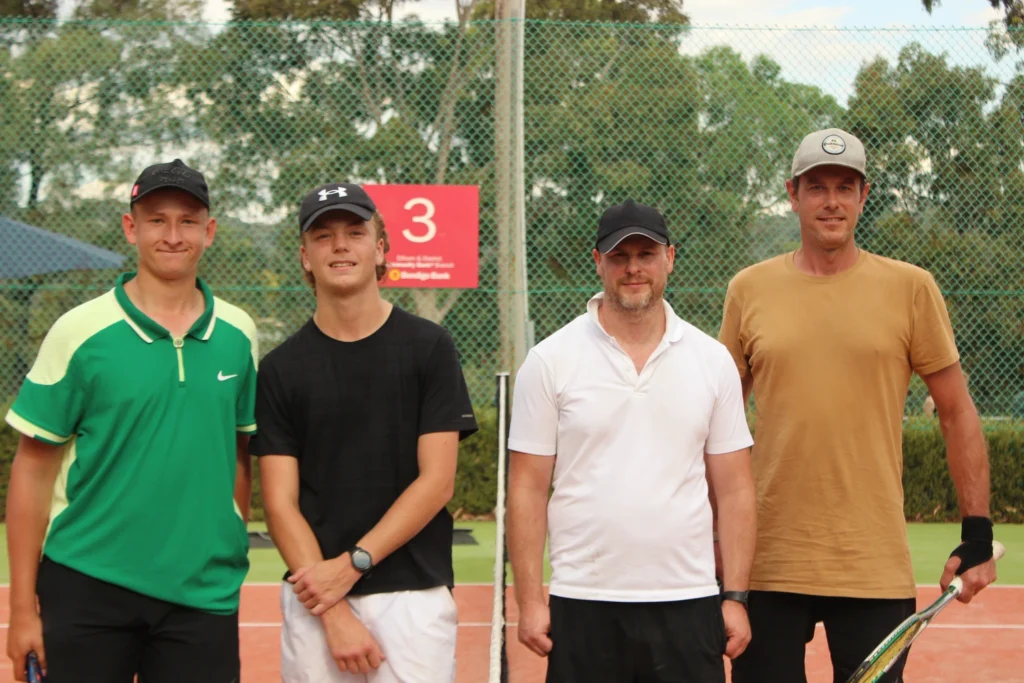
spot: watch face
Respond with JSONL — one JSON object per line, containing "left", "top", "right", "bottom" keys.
{"left": 352, "top": 549, "right": 372, "bottom": 571}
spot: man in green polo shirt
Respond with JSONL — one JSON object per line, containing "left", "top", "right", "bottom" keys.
{"left": 4, "top": 159, "right": 258, "bottom": 683}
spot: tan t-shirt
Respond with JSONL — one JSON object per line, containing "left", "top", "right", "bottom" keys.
{"left": 719, "top": 250, "right": 959, "bottom": 598}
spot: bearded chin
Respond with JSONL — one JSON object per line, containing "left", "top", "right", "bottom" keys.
{"left": 609, "top": 288, "right": 655, "bottom": 312}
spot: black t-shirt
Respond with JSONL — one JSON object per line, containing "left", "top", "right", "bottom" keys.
{"left": 249, "top": 307, "right": 478, "bottom": 595}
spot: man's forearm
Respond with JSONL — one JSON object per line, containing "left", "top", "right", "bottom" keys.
{"left": 6, "top": 451, "right": 60, "bottom": 614}
{"left": 941, "top": 409, "right": 990, "bottom": 517}
{"left": 266, "top": 503, "right": 362, "bottom": 623}
{"left": 355, "top": 474, "right": 452, "bottom": 566}
{"left": 507, "top": 486, "right": 548, "bottom": 606}
{"left": 266, "top": 503, "right": 325, "bottom": 572}
{"left": 716, "top": 488, "right": 756, "bottom": 592}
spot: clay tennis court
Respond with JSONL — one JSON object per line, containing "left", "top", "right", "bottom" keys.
{"left": 0, "top": 583, "right": 1020, "bottom": 682}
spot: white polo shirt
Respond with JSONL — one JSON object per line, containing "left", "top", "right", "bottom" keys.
{"left": 508, "top": 293, "right": 753, "bottom": 602}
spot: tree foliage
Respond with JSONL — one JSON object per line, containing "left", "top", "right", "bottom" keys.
{"left": 0, "top": 10, "right": 1021, "bottom": 411}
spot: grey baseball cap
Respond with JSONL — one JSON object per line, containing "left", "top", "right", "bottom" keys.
{"left": 791, "top": 128, "right": 867, "bottom": 178}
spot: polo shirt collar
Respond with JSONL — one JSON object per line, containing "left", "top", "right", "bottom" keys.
{"left": 586, "top": 292, "right": 685, "bottom": 344}
{"left": 114, "top": 272, "right": 216, "bottom": 343}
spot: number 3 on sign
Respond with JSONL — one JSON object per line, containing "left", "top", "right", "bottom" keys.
{"left": 403, "top": 198, "right": 437, "bottom": 243}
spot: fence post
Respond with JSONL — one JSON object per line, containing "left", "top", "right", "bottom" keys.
{"left": 495, "top": 0, "right": 530, "bottom": 376}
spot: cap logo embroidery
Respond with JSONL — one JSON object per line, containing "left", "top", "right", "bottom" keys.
{"left": 318, "top": 186, "right": 348, "bottom": 202}
{"left": 821, "top": 134, "right": 846, "bottom": 155}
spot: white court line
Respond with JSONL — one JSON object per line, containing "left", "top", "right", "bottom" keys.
{"left": 0, "top": 583, "right": 1020, "bottom": 589}
{"left": 0, "top": 622, "right": 1017, "bottom": 629}
{"left": 812, "top": 623, "right": 1024, "bottom": 630}
{"left": 246, "top": 583, "right": 1024, "bottom": 589}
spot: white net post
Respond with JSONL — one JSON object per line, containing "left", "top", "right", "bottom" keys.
{"left": 488, "top": 371, "right": 511, "bottom": 683}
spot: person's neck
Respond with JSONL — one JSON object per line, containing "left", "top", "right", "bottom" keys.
{"left": 794, "top": 240, "right": 860, "bottom": 276}
{"left": 597, "top": 297, "right": 666, "bottom": 346}
{"left": 124, "top": 268, "right": 203, "bottom": 329}
{"left": 314, "top": 285, "right": 392, "bottom": 342}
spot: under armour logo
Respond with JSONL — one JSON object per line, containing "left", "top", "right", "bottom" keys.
{"left": 319, "top": 186, "right": 347, "bottom": 202}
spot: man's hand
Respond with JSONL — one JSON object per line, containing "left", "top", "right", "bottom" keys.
{"left": 289, "top": 556, "right": 361, "bottom": 616}
{"left": 8, "top": 609, "right": 45, "bottom": 682}
{"left": 721, "top": 601, "right": 751, "bottom": 660}
{"left": 939, "top": 519, "right": 999, "bottom": 604}
{"left": 321, "top": 603, "right": 385, "bottom": 674}
{"left": 517, "top": 600, "right": 553, "bottom": 657}
{"left": 940, "top": 556, "right": 997, "bottom": 604}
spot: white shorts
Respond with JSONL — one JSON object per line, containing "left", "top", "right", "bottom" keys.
{"left": 280, "top": 583, "right": 458, "bottom": 683}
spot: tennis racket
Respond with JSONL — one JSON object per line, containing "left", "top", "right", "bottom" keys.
{"left": 26, "top": 651, "right": 45, "bottom": 683}
{"left": 845, "top": 540, "right": 1006, "bottom": 683}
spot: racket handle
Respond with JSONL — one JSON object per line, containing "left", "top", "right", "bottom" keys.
{"left": 949, "top": 540, "right": 1007, "bottom": 596}
{"left": 26, "top": 651, "right": 44, "bottom": 683}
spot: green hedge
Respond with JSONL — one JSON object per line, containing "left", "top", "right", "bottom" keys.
{"left": 902, "top": 417, "right": 1023, "bottom": 523}
{"left": 1, "top": 413, "right": 1020, "bottom": 522}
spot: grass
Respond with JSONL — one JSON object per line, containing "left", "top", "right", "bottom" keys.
{"left": 0, "top": 523, "right": 1020, "bottom": 585}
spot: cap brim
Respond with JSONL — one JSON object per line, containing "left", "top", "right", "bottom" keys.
{"left": 597, "top": 227, "right": 669, "bottom": 254}
{"left": 301, "top": 204, "right": 375, "bottom": 232}
{"left": 130, "top": 184, "right": 209, "bottom": 209}
{"left": 793, "top": 160, "right": 866, "bottom": 179}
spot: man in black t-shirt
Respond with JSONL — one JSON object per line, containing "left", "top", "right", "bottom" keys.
{"left": 250, "top": 182, "right": 478, "bottom": 683}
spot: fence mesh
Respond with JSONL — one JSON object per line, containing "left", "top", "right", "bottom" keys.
{"left": 2, "top": 17, "right": 1023, "bottom": 415}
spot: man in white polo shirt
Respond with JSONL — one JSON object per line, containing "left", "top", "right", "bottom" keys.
{"left": 506, "top": 199, "right": 757, "bottom": 682}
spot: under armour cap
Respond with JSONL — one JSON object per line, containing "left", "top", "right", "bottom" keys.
{"left": 791, "top": 128, "right": 867, "bottom": 178}
{"left": 595, "top": 199, "right": 670, "bottom": 254}
{"left": 299, "top": 183, "right": 377, "bottom": 233}
{"left": 130, "top": 159, "right": 209, "bottom": 208}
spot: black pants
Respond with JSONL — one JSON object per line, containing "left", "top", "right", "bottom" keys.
{"left": 731, "top": 591, "right": 917, "bottom": 683}
{"left": 36, "top": 557, "right": 240, "bottom": 683}
{"left": 546, "top": 595, "right": 726, "bottom": 683}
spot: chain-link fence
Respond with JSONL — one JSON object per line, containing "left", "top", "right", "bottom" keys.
{"left": 2, "top": 18, "right": 1023, "bottom": 415}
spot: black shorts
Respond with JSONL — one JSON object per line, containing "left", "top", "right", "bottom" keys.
{"left": 546, "top": 594, "right": 726, "bottom": 683}
{"left": 730, "top": 590, "right": 917, "bottom": 683}
{"left": 36, "top": 557, "right": 240, "bottom": 683}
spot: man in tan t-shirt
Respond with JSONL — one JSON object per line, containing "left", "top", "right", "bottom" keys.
{"left": 719, "top": 128, "right": 998, "bottom": 683}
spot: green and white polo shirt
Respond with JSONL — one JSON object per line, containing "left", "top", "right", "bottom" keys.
{"left": 5, "top": 272, "right": 258, "bottom": 614}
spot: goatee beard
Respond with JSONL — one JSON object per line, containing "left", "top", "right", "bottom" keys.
{"left": 607, "top": 286, "right": 658, "bottom": 314}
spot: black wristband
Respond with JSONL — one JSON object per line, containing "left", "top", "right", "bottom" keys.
{"left": 721, "top": 590, "right": 749, "bottom": 607}
{"left": 961, "top": 516, "right": 994, "bottom": 543}
{"left": 949, "top": 516, "right": 994, "bottom": 576}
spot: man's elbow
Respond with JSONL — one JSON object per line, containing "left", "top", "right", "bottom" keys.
{"left": 936, "top": 400, "right": 981, "bottom": 433}
{"left": 434, "top": 475, "right": 456, "bottom": 508}
{"left": 263, "top": 492, "right": 300, "bottom": 523}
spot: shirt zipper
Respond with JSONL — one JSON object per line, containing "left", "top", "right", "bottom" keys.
{"left": 172, "top": 336, "right": 185, "bottom": 385}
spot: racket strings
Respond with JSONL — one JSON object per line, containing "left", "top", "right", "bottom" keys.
{"left": 847, "top": 624, "right": 922, "bottom": 683}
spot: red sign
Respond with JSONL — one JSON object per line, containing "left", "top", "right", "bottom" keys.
{"left": 364, "top": 184, "right": 479, "bottom": 289}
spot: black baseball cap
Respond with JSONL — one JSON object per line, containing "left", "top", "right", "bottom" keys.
{"left": 299, "top": 183, "right": 377, "bottom": 233}
{"left": 595, "top": 199, "right": 670, "bottom": 253}
{"left": 130, "top": 159, "right": 209, "bottom": 208}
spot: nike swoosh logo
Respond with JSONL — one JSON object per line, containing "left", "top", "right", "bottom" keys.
{"left": 218, "top": 371, "right": 239, "bottom": 381}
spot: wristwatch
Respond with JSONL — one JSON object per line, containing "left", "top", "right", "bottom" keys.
{"left": 348, "top": 546, "right": 374, "bottom": 574}
{"left": 721, "top": 590, "right": 749, "bottom": 608}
